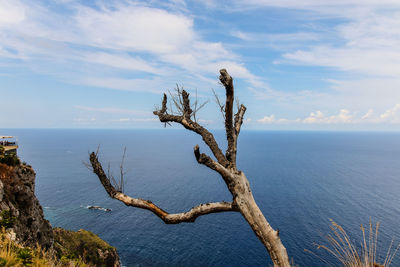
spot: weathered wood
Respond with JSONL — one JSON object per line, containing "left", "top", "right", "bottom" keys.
{"left": 219, "top": 69, "right": 235, "bottom": 166}
{"left": 154, "top": 92, "right": 229, "bottom": 167}
{"left": 90, "top": 69, "right": 291, "bottom": 266}
{"left": 90, "top": 152, "right": 237, "bottom": 224}
{"left": 231, "top": 104, "right": 246, "bottom": 168}
{"left": 230, "top": 172, "right": 291, "bottom": 267}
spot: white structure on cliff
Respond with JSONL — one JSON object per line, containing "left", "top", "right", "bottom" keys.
{"left": 0, "top": 136, "right": 18, "bottom": 155}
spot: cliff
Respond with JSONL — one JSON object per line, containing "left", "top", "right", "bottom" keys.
{"left": 0, "top": 163, "right": 53, "bottom": 248}
{"left": 53, "top": 228, "right": 120, "bottom": 267}
{"left": 0, "top": 161, "right": 120, "bottom": 266}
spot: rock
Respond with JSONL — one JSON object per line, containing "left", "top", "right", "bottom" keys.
{"left": 88, "top": 205, "right": 102, "bottom": 210}
{"left": 0, "top": 162, "right": 121, "bottom": 267}
{"left": 88, "top": 205, "right": 112, "bottom": 212}
{"left": 0, "top": 163, "right": 53, "bottom": 248}
{"left": 53, "top": 227, "right": 120, "bottom": 267}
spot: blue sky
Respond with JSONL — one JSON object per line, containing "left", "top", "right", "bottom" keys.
{"left": 1, "top": 0, "right": 400, "bottom": 130}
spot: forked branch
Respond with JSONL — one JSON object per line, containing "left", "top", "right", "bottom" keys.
{"left": 89, "top": 152, "right": 238, "bottom": 224}
{"left": 90, "top": 69, "right": 291, "bottom": 266}
{"left": 193, "top": 145, "right": 233, "bottom": 184}
{"left": 218, "top": 69, "right": 247, "bottom": 169}
{"left": 154, "top": 92, "right": 229, "bottom": 167}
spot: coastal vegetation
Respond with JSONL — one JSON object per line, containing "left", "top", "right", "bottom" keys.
{"left": 0, "top": 210, "right": 16, "bottom": 229}
{"left": 311, "top": 220, "right": 399, "bottom": 267}
{"left": 0, "top": 154, "right": 120, "bottom": 267}
{"left": 0, "top": 147, "right": 20, "bottom": 167}
{"left": 53, "top": 228, "right": 119, "bottom": 266}
{"left": 0, "top": 226, "right": 118, "bottom": 267}
{"left": 0, "top": 229, "right": 87, "bottom": 266}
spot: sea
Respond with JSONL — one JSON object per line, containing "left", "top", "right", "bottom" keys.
{"left": 3, "top": 129, "right": 400, "bottom": 266}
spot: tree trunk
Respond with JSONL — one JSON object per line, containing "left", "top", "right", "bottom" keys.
{"left": 230, "top": 172, "right": 291, "bottom": 267}
{"left": 91, "top": 69, "right": 292, "bottom": 266}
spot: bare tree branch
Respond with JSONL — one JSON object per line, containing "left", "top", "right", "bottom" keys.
{"left": 234, "top": 105, "right": 246, "bottom": 136}
{"left": 230, "top": 104, "right": 247, "bottom": 167}
{"left": 193, "top": 145, "right": 233, "bottom": 183}
{"left": 119, "top": 147, "right": 127, "bottom": 193}
{"left": 235, "top": 97, "right": 241, "bottom": 112}
{"left": 212, "top": 88, "right": 225, "bottom": 120}
{"left": 168, "top": 86, "right": 208, "bottom": 123}
{"left": 91, "top": 69, "right": 291, "bottom": 267}
{"left": 89, "top": 152, "right": 237, "bottom": 224}
{"left": 219, "top": 69, "right": 235, "bottom": 166}
{"left": 191, "top": 89, "right": 208, "bottom": 123}
{"left": 154, "top": 92, "right": 229, "bottom": 167}
{"left": 168, "top": 89, "right": 184, "bottom": 114}
{"left": 181, "top": 90, "right": 193, "bottom": 121}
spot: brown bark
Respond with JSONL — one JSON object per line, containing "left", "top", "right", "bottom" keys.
{"left": 229, "top": 172, "right": 291, "bottom": 267}
{"left": 90, "top": 69, "right": 291, "bottom": 266}
{"left": 219, "top": 69, "right": 235, "bottom": 166}
{"left": 90, "top": 152, "right": 237, "bottom": 224}
{"left": 154, "top": 93, "right": 229, "bottom": 167}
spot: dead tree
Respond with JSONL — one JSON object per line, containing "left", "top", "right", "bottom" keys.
{"left": 89, "top": 69, "right": 291, "bottom": 266}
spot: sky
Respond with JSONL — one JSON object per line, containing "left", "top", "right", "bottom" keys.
{"left": 1, "top": 0, "right": 400, "bottom": 130}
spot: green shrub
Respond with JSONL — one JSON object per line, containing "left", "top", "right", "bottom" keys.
{"left": 53, "top": 228, "right": 116, "bottom": 266}
{"left": 0, "top": 211, "right": 16, "bottom": 229}
{"left": 0, "top": 153, "right": 20, "bottom": 167}
{"left": 16, "top": 248, "right": 32, "bottom": 266}
{"left": 0, "top": 257, "right": 7, "bottom": 267}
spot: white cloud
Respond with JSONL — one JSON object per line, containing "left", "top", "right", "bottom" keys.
{"left": 356, "top": 104, "right": 400, "bottom": 123}
{"left": 3, "top": 0, "right": 400, "bottom": 130}
{"left": 231, "top": 30, "right": 253, "bottom": 41}
{"left": 74, "top": 4, "right": 194, "bottom": 54}
{"left": 257, "top": 104, "right": 400, "bottom": 125}
{"left": 0, "top": 0, "right": 25, "bottom": 27}
{"left": 257, "top": 115, "right": 289, "bottom": 124}
{"left": 221, "top": 0, "right": 400, "bottom": 121}
{"left": 231, "top": 0, "right": 400, "bottom": 14}
{"left": 84, "top": 52, "right": 160, "bottom": 74}
{"left": 303, "top": 110, "right": 324, "bottom": 124}
{"left": 379, "top": 104, "right": 400, "bottom": 122}
{"left": 75, "top": 106, "right": 151, "bottom": 116}
{"left": 323, "top": 79, "right": 400, "bottom": 111}
{"left": 232, "top": 30, "right": 319, "bottom": 49}
{"left": 0, "top": 1, "right": 262, "bottom": 93}
{"left": 267, "top": 2, "right": 400, "bottom": 79}
{"left": 80, "top": 77, "right": 165, "bottom": 93}
{"left": 112, "top": 118, "right": 157, "bottom": 122}
{"left": 258, "top": 114, "right": 275, "bottom": 124}
{"left": 332, "top": 109, "right": 352, "bottom": 123}
{"left": 305, "top": 109, "right": 352, "bottom": 124}
{"left": 283, "top": 46, "right": 400, "bottom": 78}
{"left": 361, "top": 109, "right": 374, "bottom": 120}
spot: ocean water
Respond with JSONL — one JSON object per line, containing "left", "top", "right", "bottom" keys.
{"left": 4, "top": 129, "right": 400, "bottom": 266}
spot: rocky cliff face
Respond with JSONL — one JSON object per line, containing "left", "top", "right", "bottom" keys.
{"left": 0, "top": 163, "right": 53, "bottom": 248}
{"left": 0, "top": 162, "right": 121, "bottom": 267}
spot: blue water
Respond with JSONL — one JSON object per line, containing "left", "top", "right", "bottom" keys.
{"left": 3, "top": 129, "right": 400, "bottom": 266}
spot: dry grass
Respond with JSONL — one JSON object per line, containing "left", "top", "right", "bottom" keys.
{"left": 0, "top": 229, "right": 88, "bottom": 266}
{"left": 308, "top": 219, "right": 399, "bottom": 267}
{"left": 0, "top": 163, "right": 15, "bottom": 182}
{"left": 0, "top": 232, "right": 21, "bottom": 266}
